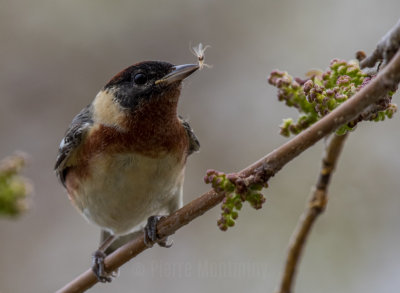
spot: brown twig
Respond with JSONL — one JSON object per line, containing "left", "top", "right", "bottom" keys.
{"left": 360, "top": 18, "right": 400, "bottom": 69}
{"left": 276, "top": 133, "right": 348, "bottom": 293}
{"left": 57, "top": 48, "right": 400, "bottom": 293}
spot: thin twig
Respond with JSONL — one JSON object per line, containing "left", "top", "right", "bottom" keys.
{"left": 57, "top": 49, "right": 400, "bottom": 293}
{"left": 360, "top": 18, "right": 400, "bottom": 69}
{"left": 276, "top": 133, "right": 348, "bottom": 293}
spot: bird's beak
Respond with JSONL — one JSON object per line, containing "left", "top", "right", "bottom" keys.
{"left": 155, "top": 64, "right": 199, "bottom": 85}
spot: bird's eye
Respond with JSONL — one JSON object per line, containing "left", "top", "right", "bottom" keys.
{"left": 133, "top": 73, "right": 147, "bottom": 85}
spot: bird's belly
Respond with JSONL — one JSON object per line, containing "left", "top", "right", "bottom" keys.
{"left": 68, "top": 152, "right": 185, "bottom": 235}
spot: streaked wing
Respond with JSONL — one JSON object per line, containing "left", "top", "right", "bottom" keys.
{"left": 55, "top": 105, "right": 93, "bottom": 186}
{"left": 179, "top": 117, "right": 200, "bottom": 155}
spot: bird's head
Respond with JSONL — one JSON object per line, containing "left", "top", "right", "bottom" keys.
{"left": 92, "top": 61, "right": 199, "bottom": 128}
{"left": 103, "top": 61, "right": 199, "bottom": 111}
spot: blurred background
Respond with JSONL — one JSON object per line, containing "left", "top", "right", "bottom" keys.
{"left": 1, "top": 1, "right": 400, "bottom": 292}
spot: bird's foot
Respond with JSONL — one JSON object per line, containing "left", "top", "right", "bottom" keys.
{"left": 92, "top": 250, "right": 114, "bottom": 283}
{"left": 144, "top": 215, "right": 173, "bottom": 248}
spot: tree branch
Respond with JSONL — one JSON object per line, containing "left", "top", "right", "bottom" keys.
{"left": 276, "top": 133, "right": 348, "bottom": 293}
{"left": 360, "top": 18, "right": 400, "bottom": 69}
{"left": 58, "top": 47, "right": 400, "bottom": 293}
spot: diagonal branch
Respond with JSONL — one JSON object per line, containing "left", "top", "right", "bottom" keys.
{"left": 360, "top": 18, "right": 400, "bottom": 69}
{"left": 276, "top": 133, "right": 348, "bottom": 293}
{"left": 57, "top": 49, "right": 400, "bottom": 293}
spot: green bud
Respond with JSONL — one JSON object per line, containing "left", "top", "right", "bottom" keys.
{"left": 226, "top": 217, "right": 235, "bottom": 227}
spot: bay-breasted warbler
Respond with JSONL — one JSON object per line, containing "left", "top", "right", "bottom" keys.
{"left": 55, "top": 61, "right": 200, "bottom": 281}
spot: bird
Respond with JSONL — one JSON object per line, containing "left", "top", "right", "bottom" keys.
{"left": 54, "top": 61, "right": 200, "bottom": 282}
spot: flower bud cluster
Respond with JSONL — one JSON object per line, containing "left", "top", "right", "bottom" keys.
{"left": 204, "top": 169, "right": 267, "bottom": 231}
{"left": 268, "top": 59, "right": 397, "bottom": 136}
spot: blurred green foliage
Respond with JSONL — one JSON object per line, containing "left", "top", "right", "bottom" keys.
{"left": 0, "top": 153, "right": 30, "bottom": 217}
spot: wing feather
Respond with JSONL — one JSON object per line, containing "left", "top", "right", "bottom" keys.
{"left": 55, "top": 105, "right": 93, "bottom": 185}
{"left": 179, "top": 117, "right": 200, "bottom": 155}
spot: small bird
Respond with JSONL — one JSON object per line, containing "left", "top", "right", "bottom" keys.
{"left": 55, "top": 61, "right": 200, "bottom": 282}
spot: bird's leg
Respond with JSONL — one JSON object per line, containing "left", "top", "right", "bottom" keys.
{"left": 144, "top": 215, "right": 173, "bottom": 248}
{"left": 92, "top": 234, "right": 117, "bottom": 282}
